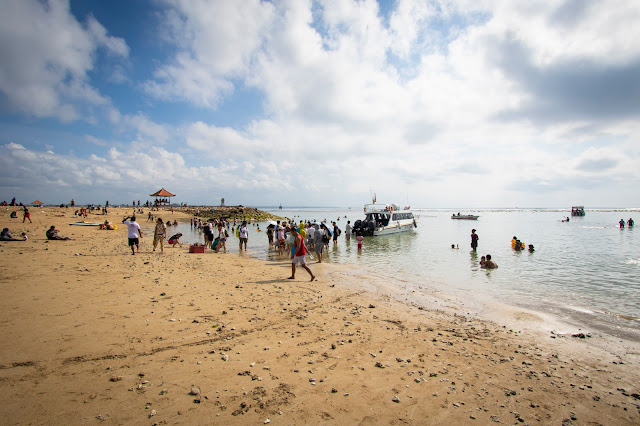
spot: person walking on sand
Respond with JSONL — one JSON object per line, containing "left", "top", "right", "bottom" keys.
{"left": 470, "top": 229, "right": 479, "bottom": 252}
{"left": 23, "top": 206, "right": 32, "bottom": 223}
{"left": 288, "top": 228, "right": 315, "bottom": 281}
{"left": 153, "top": 218, "right": 166, "bottom": 253}
{"left": 122, "top": 215, "right": 142, "bottom": 255}
{"left": 238, "top": 221, "right": 248, "bottom": 251}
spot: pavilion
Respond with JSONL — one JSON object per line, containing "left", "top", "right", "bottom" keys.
{"left": 150, "top": 188, "right": 176, "bottom": 207}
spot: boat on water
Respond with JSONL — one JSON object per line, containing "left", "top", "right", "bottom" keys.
{"left": 351, "top": 202, "right": 418, "bottom": 236}
{"left": 571, "top": 206, "right": 585, "bottom": 216}
{"left": 451, "top": 213, "right": 479, "bottom": 220}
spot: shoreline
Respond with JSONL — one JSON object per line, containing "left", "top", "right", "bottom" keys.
{"left": 1, "top": 207, "right": 639, "bottom": 424}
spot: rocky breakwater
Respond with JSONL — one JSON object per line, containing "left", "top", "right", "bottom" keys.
{"left": 178, "top": 205, "right": 282, "bottom": 221}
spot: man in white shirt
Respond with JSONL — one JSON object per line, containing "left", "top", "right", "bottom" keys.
{"left": 238, "top": 221, "right": 248, "bottom": 251}
{"left": 122, "top": 216, "right": 143, "bottom": 255}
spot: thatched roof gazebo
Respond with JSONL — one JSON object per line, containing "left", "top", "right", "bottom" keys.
{"left": 150, "top": 188, "right": 175, "bottom": 206}
{"left": 31, "top": 200, "right": 44, "bottom": 206}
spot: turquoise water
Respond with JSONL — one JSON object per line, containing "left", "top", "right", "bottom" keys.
{"left": 160, "top": 207, "right": 640, "bottom": 339}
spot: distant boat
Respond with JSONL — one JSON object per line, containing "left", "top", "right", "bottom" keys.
{"left": 451, "top": 213, "right": 479, "bottom": 220}
{"left": 571, "top": 206, "right": 585, "bottom": 216}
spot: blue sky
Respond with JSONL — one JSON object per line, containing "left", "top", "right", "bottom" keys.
{"left": 1, "top": 0, "right": 639, "bottom": 208}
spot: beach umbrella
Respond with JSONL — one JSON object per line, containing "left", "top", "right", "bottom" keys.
{"left": 267, "top": 220, "right": 277, "bottom": 226}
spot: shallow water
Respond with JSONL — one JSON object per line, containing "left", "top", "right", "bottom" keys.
{"left": 157, "top": 207, "right": 640, "bottom": 340}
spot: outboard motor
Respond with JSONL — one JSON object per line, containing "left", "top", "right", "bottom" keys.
{"left": 367, "top": 220, "right": 375, "bottom": 235}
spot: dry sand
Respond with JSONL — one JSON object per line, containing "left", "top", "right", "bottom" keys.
{"left": 1, "top": 207, "right": 639, "bottom": 424}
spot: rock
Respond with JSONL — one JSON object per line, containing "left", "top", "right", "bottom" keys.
{"left": 148, "top": 409, "right": 156, "bottom": 418}
{"left": 189, "top": 387, "right": 201, "bottom": 396}
{"left": 109, "top": 376, "right": 123, "bottom": 382}
{"left": 392, "top": 395, "right": 400, "bottom": 403}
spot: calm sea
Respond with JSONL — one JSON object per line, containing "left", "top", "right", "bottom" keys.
{"left": 159, "top": 207, "right": 640, "bottom": 340}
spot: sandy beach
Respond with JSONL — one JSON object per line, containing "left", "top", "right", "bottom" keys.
{"left": 1, "top": 207, "right": 639, "bottom": 424}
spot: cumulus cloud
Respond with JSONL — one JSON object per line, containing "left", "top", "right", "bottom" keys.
{"left": 2, "top": 0, "right": 640, "bottom": 207}
{"left": 143, "top": 0, "right": 274, "bottom": 107}
{"left": 0, "top": 0, "right": 128, "bottom": 121}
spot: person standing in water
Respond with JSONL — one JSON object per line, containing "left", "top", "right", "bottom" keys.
{"left": 628, "top": 218, "right": 634, "bottom": 227}
{"left": 619, "top": 219, "right": 625, "bottom": 228}
{"left": 238, "top": 221, "right": 248, "bottom": 251}
{"left": 470, "top": 229, "right": 479, "bottom": 251}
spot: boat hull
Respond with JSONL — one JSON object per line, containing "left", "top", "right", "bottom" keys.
{"left": 451, "top": 215, "right": 479, "bottom": 220}
{"left": 372, "top": 221, "right": 417, "bottom": 236}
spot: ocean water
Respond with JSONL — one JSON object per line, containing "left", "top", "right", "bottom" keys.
{"left": 160, "top": 207, "right": 640, "bottom": 340}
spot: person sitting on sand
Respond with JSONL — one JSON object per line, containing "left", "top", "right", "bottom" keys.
{"left": 1, "top": 228, "right": 26, "bottom": 241}
{"left": 46, "top": 225, "right": 72, "bottom": 240}
{"left": 173, "top": 220, "right": 178, "bottom": 226}
{"left": 101, "top": 220, "right": 114, "bottom": 230}
{"left": 483, "top": 254, "right": 498, "bottom": 269}
{"left": 10, "top": 211, "right": 17, "bottom": 218}
{"left": 168, "top": 233, "right": 182, "bottom": 248}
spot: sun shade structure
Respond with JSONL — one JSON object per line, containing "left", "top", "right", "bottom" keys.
{"left": 150, "top": 188, "right": 176, "bottom": 206}
{"left": 31, "top": 200, "right": 44, "bottom": 205}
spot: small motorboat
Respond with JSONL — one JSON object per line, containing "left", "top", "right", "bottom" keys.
{"left": 451, "top": 213, "right": 479, "bottom": 220}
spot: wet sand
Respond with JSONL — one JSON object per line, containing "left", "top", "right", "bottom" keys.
{"left": 1, "top": 207, "right": 639, "bottom": 424}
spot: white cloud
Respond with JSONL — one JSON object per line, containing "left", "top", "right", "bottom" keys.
{"left": 144, "top": 0, "right": 275, "bottom": 107}
{"left": 2, "top": 1, "right": 640, "bottom": 208}
{"left": 0, "top": 0, "right": 128, "bottom": 121}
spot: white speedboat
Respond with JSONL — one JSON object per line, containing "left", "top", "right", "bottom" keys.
{"left": 352, "top": 202, "right": 418, "bottom": 236}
